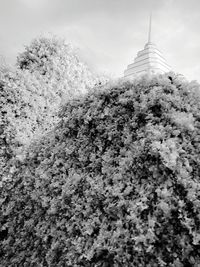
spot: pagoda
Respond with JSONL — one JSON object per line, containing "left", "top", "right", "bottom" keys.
{"left": 124, "top": 15, "right": 171, "bottom": 78}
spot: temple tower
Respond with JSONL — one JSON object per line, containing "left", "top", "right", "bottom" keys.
{"left": 124, "top": 15, "right": 171, "bottom": 78}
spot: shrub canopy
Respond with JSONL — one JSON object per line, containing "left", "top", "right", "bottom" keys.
{"left": 1, "top": 74, "right": 200, "bottom": 266}
{"left": 0, "top": 36, "right": 103, "bottom": 179}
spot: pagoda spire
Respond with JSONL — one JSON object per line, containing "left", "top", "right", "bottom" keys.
{"left": 148, "top": 13, "right": 152, "bottom": 43}
{"left": 124, "top": 13, "right": 171, "bottom": 78}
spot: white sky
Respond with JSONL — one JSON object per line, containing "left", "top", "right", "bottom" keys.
{"left": 0, "top": 0, "right": 200, "bottom": 81}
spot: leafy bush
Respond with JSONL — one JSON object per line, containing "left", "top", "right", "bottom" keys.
{"left": 0, "top": 37, "right": 104, "bottom": 179}
{"left": 17, "top": 36, "right": 99, "bottom": 96}
{"left": 1, "top": 74, "right": 200, "bottom": 266}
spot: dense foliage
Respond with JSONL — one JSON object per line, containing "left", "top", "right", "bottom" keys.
{"left": 1, "top": 74, "right": 200, "bottom": 266}
{"left": 0, "top": 37, "right": 102, "bottom": 179}
{"left": 17, "top": 36, "right": 99, "bottom": 97}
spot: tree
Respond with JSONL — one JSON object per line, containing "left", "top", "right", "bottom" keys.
{"left": 17, "top": 36, "right": 100, "bottom": 99}
{"left": 1, "top": 73, "right": 200, "bottom": 266}
{"left": 0, "top": 36, "right": 105, "bottom": 179}
{"left": 15, "top": 36, "right": 106, "bottom": 140}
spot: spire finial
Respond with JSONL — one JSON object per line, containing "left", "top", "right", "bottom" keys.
{"left": 148, "top": 13, "right": 152, "bottom": 43}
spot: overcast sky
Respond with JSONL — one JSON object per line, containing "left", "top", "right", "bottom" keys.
{"left": 0, "top": 0, "right": 199, "bottom": 81}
